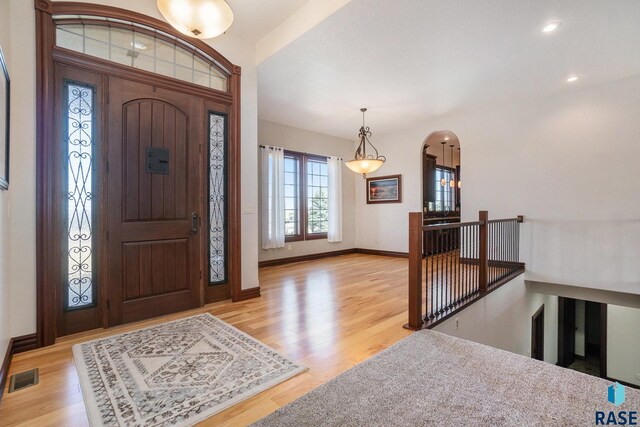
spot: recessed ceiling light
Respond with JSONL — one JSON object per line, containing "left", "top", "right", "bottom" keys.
{"left": 542, "top": 20, "right": 563, "bottom": 33}
{"left": 566, "top": 75, "right": 579, "bottom": 83}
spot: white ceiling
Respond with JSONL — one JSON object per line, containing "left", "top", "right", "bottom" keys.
{"left": 226, "top": 0, "right": 310, "bottom": 42}
{"left": 257, "top": 0, "right": 640, "bottom": 139}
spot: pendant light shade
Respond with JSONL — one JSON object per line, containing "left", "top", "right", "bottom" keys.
{"left": 457, "top": 147, "right": 462, "bottom": 188}
{"left": 346, "top": 108, "right": 386, "bottom": 178}
{"left": 449, "top": 144, "right": 456, "bottom": 187}
{"left": 440, "top": 141, "right": 447, "bottom": 186}
{"left": 157, "top": 0, "right": 234, "bottom": 39}
{"left": 345, "top": 158, "right": 385, "bottom": 176}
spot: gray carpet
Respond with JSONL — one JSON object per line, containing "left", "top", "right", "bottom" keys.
{"left": 253, "top": 330, "right": 639, "bottom": 426}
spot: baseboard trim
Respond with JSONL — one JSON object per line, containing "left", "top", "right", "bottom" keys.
{"left": 0, "top": 340, "right": 11, "bottom": 404}
{"left": 606, "top": 376, "right": 640, "bottom": 390}
{"left": 258, "top": 248, "right": 409, "bottom": 268}
{"left": 0, "top": 333, "right": 38, "bottom": 404}
{"left": 12, "top": 334, "right": 38, "bottom": 355}
{"left": 238, "top": 287, "right": 261, "bottom": 301}
{"left": 258, "top": 249, "right": 357, "bottom": 268}
{"left": 354, "top": 248, "right": 408, "bottom": 258}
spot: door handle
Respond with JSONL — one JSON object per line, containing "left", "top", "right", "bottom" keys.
{"left": 191, "top": 212, "right": 199, "bottom": 234}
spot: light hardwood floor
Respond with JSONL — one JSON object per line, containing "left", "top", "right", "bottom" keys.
{"left": 0, "top": 254, "right": 413, "bottom": 426}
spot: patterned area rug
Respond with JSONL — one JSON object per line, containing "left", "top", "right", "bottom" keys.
{"left": 73, "top": 313, "right": 306, "bottom": 426}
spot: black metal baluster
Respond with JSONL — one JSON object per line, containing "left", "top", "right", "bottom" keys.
{"left": 435, "top": 231, "right": 440, "bottom": 315}
{"left": 466, "top": 226, "right": 470, "bottom": 298}
{"left": 439, "top": 230, "right": 443, "bottom": 314}
{"left": 455, "top": 227, "right": 459, "bottom": 305}
{"left": 447, "top": 229, "right": 451, "bottom": 310}
{"left": 451, "top": 228, "right": 455, "bottom": 308}
{"left": 427, "top": 236, "right": 434, "bottom": 319}
{"left": 476, "top": 224, "right": 480, "bottom": 294}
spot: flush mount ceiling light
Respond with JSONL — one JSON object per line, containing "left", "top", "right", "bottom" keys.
{"left": 345, "top": 108, "right": 386, "bottom": 178}
{"left": 542, "top": 20, "right": 563, "bottom": 33}
{"left": 566, "top": 74, "right": 580, "bottom": 83}
{"left": 130, "top": 41, "right": 148, "bottom": 50}
{"left": 157, "top": 0, "right": 234, "bottom": 39}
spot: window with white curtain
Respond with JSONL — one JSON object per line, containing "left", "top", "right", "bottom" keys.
{"left": 278, "top": 150, "right": 343, "bottom": 242}
{"left": 262, "top": 148, "right": 342, "bottom": 246}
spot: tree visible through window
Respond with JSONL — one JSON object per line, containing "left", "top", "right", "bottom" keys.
{"left": 283, "top": 151, "right": 329, "bottom": 241}
{"left": 284, "top": 155, "right": 300, "bottom": 236}
{"left": 307, "top": 159, "right": 329, "bottom": 234}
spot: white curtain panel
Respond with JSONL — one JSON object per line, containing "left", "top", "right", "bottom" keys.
{"left": 327, "top": 156, "right": 343, "bottom": 243}
{"left": 260, "top": 145, "right": 285, "bottom": 249}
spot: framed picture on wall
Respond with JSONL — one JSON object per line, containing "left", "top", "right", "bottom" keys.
{"left": 366, "top": 174, "right": 402, "bottom": 204}
{"left": 0, "top": 45, "right": 9, "bottom": 190}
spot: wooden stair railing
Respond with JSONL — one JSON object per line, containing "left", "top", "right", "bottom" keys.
{"left": 405, "top": 211, "right": 525, "bottom": 330}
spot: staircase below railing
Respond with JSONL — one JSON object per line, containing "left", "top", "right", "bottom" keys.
{"left": 406, "top": 211, "right": 525, "bottom": 330}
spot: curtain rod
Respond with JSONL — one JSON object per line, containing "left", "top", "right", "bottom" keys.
{"left": 258, "top": 145, "right": 342, "bottom": 160}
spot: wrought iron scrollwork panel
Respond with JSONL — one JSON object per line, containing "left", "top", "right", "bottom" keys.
{"left": 64, "top": 81, "right": 96, "bottom": 310}
{"left": 208, "top": 113, "right": 227, "bottom": 285}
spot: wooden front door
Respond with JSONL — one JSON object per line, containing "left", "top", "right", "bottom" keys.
{"left": 531, "top": 305, "right": 544, "bottom": 361}
{"left": 106, "top": 76, "right": 202, "bottom": 325}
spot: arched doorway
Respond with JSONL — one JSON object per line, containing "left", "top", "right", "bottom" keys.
{"left": 421, "top": 131, "right": 461, "bottom": 255}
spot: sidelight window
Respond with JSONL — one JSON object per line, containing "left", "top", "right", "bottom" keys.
{"left": 208, "top": 113, "right": 228, "bottom": 285}
{"left": 63, "top": 81, "right": 96, "bottom": 310}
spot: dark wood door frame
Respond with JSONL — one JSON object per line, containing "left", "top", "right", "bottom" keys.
{"left": 558, "top": 298, "right": 608, "bottom": 377}
{"left": 531, "top": 304, "right": 544, "bottom": 361}
{"left": 598, "top": 303, "right": 607, "bottom": 378}
{"left": 581, "top": 301, "right": 607, "bottom": 378}
{"left": 35, "top": 0, "right": 242, "bottom": 347}
{"left": 557, "top": 297, "right": 576, "bottom": 367}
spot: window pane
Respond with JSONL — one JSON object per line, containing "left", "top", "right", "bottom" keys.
{"left": 306, "top": 159, "right": 329, "bottom": 234}
{"left": 284, "top": 156, "right": 300, "bottom": 236}
{"left": 56, "top": 22, "right": 229, "bottom": 91}
{"left": 208, "top": 113, "right": 227, "bottom": 285}
{"left": 64, "top": 81, "right": 96, "bottom": 310}
{"left": 434, "top": 167, "right": 456, "bottom": 212}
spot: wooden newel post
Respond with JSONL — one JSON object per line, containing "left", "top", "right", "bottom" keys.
{"left": 478, "top": 210, "right": 488, "bottom": 293}
{"left": 406, "top": 212, "right": 424, "bottom": 330}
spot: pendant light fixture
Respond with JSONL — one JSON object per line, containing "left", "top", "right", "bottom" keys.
{"left": 440, "top": 141, "right": 447, "bottom": 186}
{"left": 457, "top": 147, "right": 463, "bottom": 188}
{"left": 449, "top": 145, "right": 456, "bottom": 188}
{"left": 157, "top": 0, "right": 234, "bottom": 39}
{"left": 346, "top": 108, "right": 386, "bottom": 178}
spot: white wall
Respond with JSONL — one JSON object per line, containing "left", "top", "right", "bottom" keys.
{"left": 433, "top": 277, "right": 559, "bottom": 364}
{"left": 0, "top": 0, "right": 12, "bottom": 354}
{"left": 607, "top": 305, "right": 640, "bottom": 386}
{"left": 6, "top": 0, "right": 260, "bottom": 339}
{"left": 258, "top": 120, "right": 355, "bottom": 261}
{"left": 356, "top": 76, "right": 640, "bottom": 296}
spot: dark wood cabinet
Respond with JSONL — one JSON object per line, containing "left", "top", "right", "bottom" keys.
{"left": 423, "top": 217, "right": 461, "bottom": 256}
{"left": 422, "top": 152, "right": 436, "bottom": 212}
